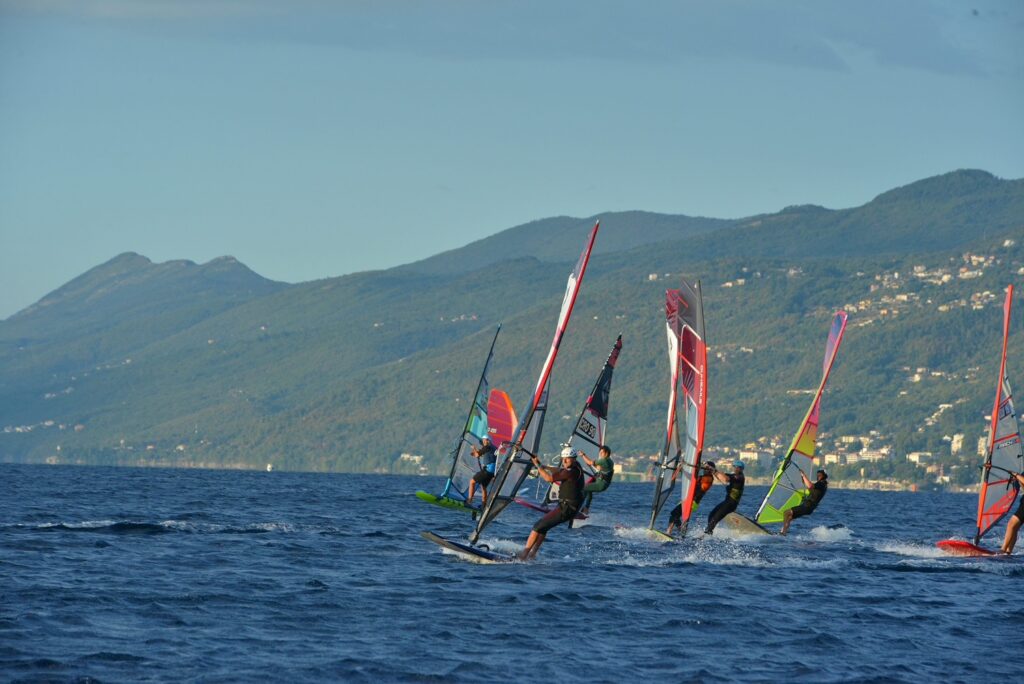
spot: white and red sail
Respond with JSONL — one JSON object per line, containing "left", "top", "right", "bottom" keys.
{"left": 649, "top": 280, "right": 706, "bottom": 530}
{"left": 975, "top": 285, "right": 1023, "bottom": 544}
{"left": 470, "top": 222, "right": 599, "bottom": 543}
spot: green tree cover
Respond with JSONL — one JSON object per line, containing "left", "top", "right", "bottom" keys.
{"left": 1, "top": 170, "right": 1022, "bottom": 485}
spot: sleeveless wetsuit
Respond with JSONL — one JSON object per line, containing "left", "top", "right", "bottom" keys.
{"left": 789, "top": 479, "right": 828, "bottom": 520}
{"left": 669, "top": 473, "right": 714, "bottom": 526}
{"left": 533, "top": 464, "right": 585, "bottom": 534}
{"left": 705, "top": 472, "right": 744, "bottom": 534}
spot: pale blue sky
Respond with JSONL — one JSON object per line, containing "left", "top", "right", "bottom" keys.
{"left": 1, "top": 0, "right": 1022, "bottom": 319}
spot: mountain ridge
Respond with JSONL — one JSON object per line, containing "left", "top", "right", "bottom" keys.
{"left": 1, "top": 168, "right": 1022, "bottom": 479}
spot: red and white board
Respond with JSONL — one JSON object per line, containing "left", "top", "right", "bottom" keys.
{"left": 936, "top": 539, "right": 999, "bottom": 557}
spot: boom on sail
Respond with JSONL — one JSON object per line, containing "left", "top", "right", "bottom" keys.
{"left": 469, "top": 221, "right": 600, "bottom": 544}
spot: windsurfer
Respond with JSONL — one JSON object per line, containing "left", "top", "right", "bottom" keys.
{"left": 780, "top": 469, "right": 829, "bottom": 535}
{"left": 519, "top": 452, "right": 585, "bottom": 560}
{"left": 466, "top": 437, "right": 496, "bottom": 507}
{"left": 704, "top": 461, "right": 745, "bottom": 535}
{"left": 579, "top": 445, "right": 614, "bottom": 515}
{"left": 667, "top": 461, "right": 716, "bottom": 535}
{"left": 999, "top": 469, "right": 1024, "bottom": 554}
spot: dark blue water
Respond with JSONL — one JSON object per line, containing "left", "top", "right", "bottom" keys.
{"left": 1, "top": 464, "right": 1019, "bottom": 682}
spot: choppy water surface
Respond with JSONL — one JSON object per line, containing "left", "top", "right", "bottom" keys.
{"left": 1, "top": 464, "right": 1019, "bottom": 682}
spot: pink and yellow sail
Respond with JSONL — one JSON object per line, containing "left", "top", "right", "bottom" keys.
{"left": 755, "top": 311, "right": 848, "bottom": 524}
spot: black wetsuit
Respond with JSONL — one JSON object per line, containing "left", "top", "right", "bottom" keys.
{"left": 669, "top": 473, "right": 714, "bottom": 526}
{"left": 533, "top": 463, "right": 585, "bottom": 534}
{"left": 789, "top": 478, "right": 828, "bottom": 520}
{"left": 471, "top": 443, "right": 497, "bottom": 486}
{"left": 705, "top": 472, "right": 745, "bottom": 534}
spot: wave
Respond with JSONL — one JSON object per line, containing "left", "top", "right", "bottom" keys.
{"left": 873, "top": 541, "right": 948, "bottom": 559}
{"left": 31, "top": 519, "right": 296, "bottom": 535}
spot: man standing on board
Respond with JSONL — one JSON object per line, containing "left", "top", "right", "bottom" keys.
{"left": 999, "top": 470, "right": 1024, "bottom": 553}
{"left": 780, "top": 469, "right": 829, "bottom": 535}
{"left": 579, "top": 445, "right": 614, "bottom": 516}
{"left": 466, "top": 437, "right": 496, "bottom": 508}
{"left": 519, "top": 451, "right": 585, "bottom": 560}
{"left": 704, "top": 461, "right": 745, "bottom": 535}
{"left": 667, "top": 461, "right": 716, "bottom": 536}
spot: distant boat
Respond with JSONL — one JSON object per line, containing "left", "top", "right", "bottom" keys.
{"left": 266, "top": 463, "right": 273, "bottom": 472}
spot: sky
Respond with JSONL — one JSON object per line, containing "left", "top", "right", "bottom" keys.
{"left": 1, "top": 0, "right": 1022, "bottom": 319}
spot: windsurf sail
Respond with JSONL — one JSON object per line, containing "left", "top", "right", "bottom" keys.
{"left": 470, "top": 221, "right": 600, "bottom": 543}
{"left": 647, "top": 282, "right": 704, "bottom": 528}
{"left": 975, "top": 285, "right": 1023, "bottom": 544}
{"left": 544, "top": 335, "right": 623, "bottom": 504}
{"left": 755, "top": 311, "right": 848, "bottom": 525}
{"left": 438, "top": 326, "right": 501, "bottom": 502}
{"left": 486, "top": 389, "right": 517, "bottom": 447}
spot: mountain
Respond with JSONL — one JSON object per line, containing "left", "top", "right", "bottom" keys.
{"left": 1, "top": 253, "right": 286, "bottom": 392}
{"left": 399, "top": 211, "right": 731, "bottom": 275}
{"left": 1, "top": 169, "right": 1021, "bottom": 481}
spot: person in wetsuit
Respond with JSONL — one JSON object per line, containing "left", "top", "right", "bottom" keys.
{"left": 704, "top": 460, "right": 745, "bottom": 535}
{"left": 1000, "top": 469, "right": 1024, "bottom": 554}
{"left": 579, "top": 445, "right": 614, "bottom": 515}
{"left": 780, "top": 469, "right": 829, "bottom": 535}
{"left": 466, "top": 437, "right": 496, "bottom": 508}
{"left": 519, "top": 451, "right": 585, "bottom": 560}
{"left": 667, "top": 461, "right": 716, "bottom": 536}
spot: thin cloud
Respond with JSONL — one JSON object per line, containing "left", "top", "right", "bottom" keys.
{"left": 2, "top": 0, "right": 1018, "bottom": 76}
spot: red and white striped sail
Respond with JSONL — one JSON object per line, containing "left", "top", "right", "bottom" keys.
{"left": 649, "top": 281, "right": 706, "bottom": 529}
{"left": 675, "top": 280, "right": 708, "bottom": 527}
{"left": 470, "top": 222, "right": 600, "bottom": 543}
{"left": 975, "top": 285, "right": 1023, "bottom": 543}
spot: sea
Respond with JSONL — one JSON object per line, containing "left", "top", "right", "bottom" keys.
{"left": 1, "top": 463, "right": 1019, "bottom": 683}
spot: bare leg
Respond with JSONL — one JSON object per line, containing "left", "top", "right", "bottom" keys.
{"left": 780, "top": 510, "right": 793, "bottom": 536}
{"left": 481, "top": 486, "right": 488, "bottom": 507}
{"left": 466, "top": 480, "right": 477, "bottom": 505}
{"left": 666, "top": 522, "right": 677, "bottom": 535}
{"left": 1002, "top": 515, "right": 1023, "bottom": 553}
{"left": 527, "top": 533, "right": 547, "bottom": 560}
{"left": 519, "top": 531, "right": 544, "bottom": 560}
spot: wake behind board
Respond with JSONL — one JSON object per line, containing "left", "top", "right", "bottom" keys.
{"left": 645, "top": 528, "right": 675, "bottom": 543}
{"left": 420, "top": 531, "right": 516, "bottom": 564}
{"left": 415, "top": 491, "right": 479, "bottom": 515}
{"left": 722, "top": 512, "right": 773, "bottom": 536}
{"left": 612, "top": 524, "right": 675, "bottom": 543}
{"left": 936, "top": 539, "right": 1000, "bottom": 557}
